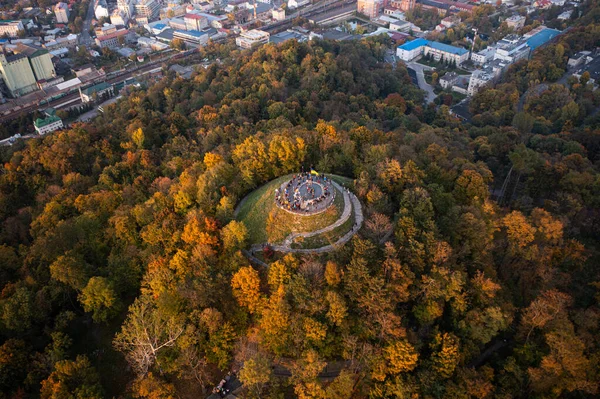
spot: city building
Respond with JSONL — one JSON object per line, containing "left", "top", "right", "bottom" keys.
{"left": 396, "top": 37, "right": 428, "bottom": 61}
{"left": 534, "top": 0, "right": 552, "bottom": 9}
{"left": 396, "top": 38, "right": 469, "bottom": 65}
{"left": 135, "top": 0, "right": 161, "bottom": 19}
{"left": 184, "top": 13, "right": 209, "bottom": 30}
{"left": 0, "top": 20, "right": 25, "bottom": 38}
{"left": 160, "top": 5, "right": 187, "bottom": 19}
{"left": 80, "top": 81, "right": 114, "bottom": 102}
{"left": 0, "top": 52, "right": 37, "bottom": 96}
{"left": 525, "top": 28, "right": 561, "bottom": 52}
{"left": 137, "top": 36, "right": 170, "bottom": 50}
{"left": 494, "top": 34, "right": 530, "bottom": 63}
{"left": 357, "top": 0, "right": 384, "bottom": 19}
{"left": 505, "top": 14, "right": 526, "bottom": 29}
{"left": 173, "top": 29, "right": 209, "bottom": 46}
{"left": 14, "top": 44, "right": 56, "bottom": 81}
{"left": 110, "top": 9, "right": 129, "bottom": 26}
{"left": 117, "top": 0, "right": 135, "bottom": 19}
{"left": 472, "top": 46, "right": 496, "bottom": 65}
{"left": 135, "top": 16, "right": 150, "bottom": 25}
{"left": 54, "top": 2, "right": 70, "bottom": 23}
{"left": 95, "top": 0, "right": 110, "bottom": 19}
{"left": 169, "top": 18, "right": 187, "bottom": 30}
{"left": 95, "top": 29, "right": 130, "bottom": 48}
{"left": 441, "top": 14, "right": 460, "bottom": 28}
{"left": 236, "top": 29, "right": 270, "bottom": 48}
{"left": 439, "top": 71, "right": 458, "bottom": 89}
{"left": 287, "top": 0, "right": 310, "bottom": 8}
{"left": 389, "top": 20, "right": 411, "bottom": 32}
{"left": 34, "top": 113, "right": 63, "bottom": 135}
{"left": 272, "top": 7, "right": 286, "bottom": 20}
{"left": 192, "top": 12, "right": 228, "bottom": 28}
{"left": 468, "top": 69, "right": 494, "bottom": 96}
{"left": 424, "top": 41, "right": 469, "bottom": 65}
{"left": 568, "top": 51, "right": 592, "bottom": 68}
{"left": 400, "top": 0, "right": 416, "bottom": 11}
{"left": 558, "top": 10, "right": 573, "bottom": 20}
{"left": 44, "top": 33, "right": 78, "bottom": 49}
{"left": 95, "top": 24, "right": 117, "bottom": 37}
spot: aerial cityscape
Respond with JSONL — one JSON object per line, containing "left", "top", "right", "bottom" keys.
{"left": 0, "top": 0, "right": 599, "bottom": 396}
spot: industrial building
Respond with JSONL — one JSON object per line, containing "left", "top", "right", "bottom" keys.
{"left": 184, "top": 13, "right": 209, "bottom": 30}
{"left": 173, "top": 29, "right": 209, "bottom": 46}
{"left": 235, "top": 29, "right": 270, "bottom": 48}
{"left": 0, "top": 53, "right": 37, "bottom": 96}
{"left": 14, "top": 44, "right": 56, "bottom": 81}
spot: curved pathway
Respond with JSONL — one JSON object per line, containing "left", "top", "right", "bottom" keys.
{"left": 247, "top": 181, "right": 364, "bottom": 256}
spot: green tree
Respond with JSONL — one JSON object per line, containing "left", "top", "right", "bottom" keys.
{"left": 79, "top": 277, "right": 120, "bottom": 323}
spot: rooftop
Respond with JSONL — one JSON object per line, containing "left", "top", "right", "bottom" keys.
{"left": 96, "top": 29, "right": 129, "bottom": 41}
{"left": 398, "top": 37, "right": 429, "bottom": 51}
{"left": 427, "top": 41, "right": 468, "bottom": 55}
{"left": 526, "top": 28, "right": 561, "bottom": 51}
{"left": 174, "top": 29, "right": 207, "bottom": 38}
{"left": 241, "top": 29, "right": 269, "bottom": 39}
{"left": 81, "top": 81, "right": 112, "bottom": 96}
{"left": 184, "top": 13, "right": 206, "bottom": 19}
{"left": 34, "top": 115, "right": 61, "bottom": 128}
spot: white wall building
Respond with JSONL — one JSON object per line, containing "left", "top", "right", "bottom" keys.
{"left": 0, "top": 20, "right": 24, "bottom": 38}
{"left": 34, "top": 115, "right": 63, "bottom": 135}
{"left": 95, "top": 0, "right": 110, "bottom": 19}
{"left": 471, "top": 46, "right": 496, "bottom": 65}
{"left": 236, "top": 29, "right": 270, "bottom": 48}
{"left": 54, "top": 2, "right": 70, "bottom": 23}
{"left": 505, "top": 14, "right": 525, "bottom": 29}
{"left": 468, "top": 69, "right": 494, "bottom": 96}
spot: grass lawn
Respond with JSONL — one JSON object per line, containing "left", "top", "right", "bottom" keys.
{"left": 236, "top": 174, "right": 349, "bottom": 245}
{"left": 293, "top": 204, "right": 356, "bottom": 250}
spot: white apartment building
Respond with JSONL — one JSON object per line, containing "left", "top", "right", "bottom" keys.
{"left": 184, "top": 13, "right": 209, "bottom": 30}
{"left": 110, "top": 10, "right": 129, "bottom": 26}
{"left": 0, "top": 20, "right": 24, "bottom": 38}
{"left": 471, "top": 46, "right": 495, "bottom": 65}
{"left": 135, "top": 0, "right": 161, "bottom": 18}
{"left": 236, "top": 29, "right": 270, "bottom": 48}
{"left": 95, "top": 0, "right": 110, "bottom": 19}
{"left": 54, "top": 2, "right": 70, "bottom": 23}
{"left": 467, "top": 69, "right": 494, "bottom": 96}
{"left": 117, "top": 0, "right": 135, "bottom": 19}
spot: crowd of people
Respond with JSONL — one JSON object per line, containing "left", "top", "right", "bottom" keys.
{"left": 275, "top": 172, "right": 334, "bottom": 214}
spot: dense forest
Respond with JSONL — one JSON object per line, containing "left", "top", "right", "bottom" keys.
{"left": 0, "top": 30, "right": 599, "bottom": 399}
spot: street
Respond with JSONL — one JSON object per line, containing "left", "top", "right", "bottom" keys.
{"left": 80, "top": 0, "right": 96, "bottom": 46}
{"left": 406, "top": 61, "right": 437, "bottom": 104}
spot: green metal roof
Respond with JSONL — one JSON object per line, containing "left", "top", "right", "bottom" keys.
{"left": 81, "top": 82, "right": 112, "bottom": 96}
{"left": 34, "top": 115, "right": 61, "bottom": 128}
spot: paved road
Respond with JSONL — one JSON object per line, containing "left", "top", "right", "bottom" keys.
{"left": 407, "top": 61, "right": 437, "bottom": 104}
{"left": 80, "top": 0, "right": 96, "bottom": 46}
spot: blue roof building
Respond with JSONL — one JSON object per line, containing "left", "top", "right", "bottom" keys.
{"left": 427, "top": 41, "right": 469, "bottom": 56}
{"left": 526, "top": 28, "right": 561, "bottom": 51}
{"left": 397, "top": 38, "right": 469, "bottom": 64}
{"left": 398, "top": 37, "right": 429, "bottom": 51}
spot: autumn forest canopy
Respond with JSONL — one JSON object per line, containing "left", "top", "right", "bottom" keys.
{"left": 0, "top": 30, "right": 600, "bottom": 399}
